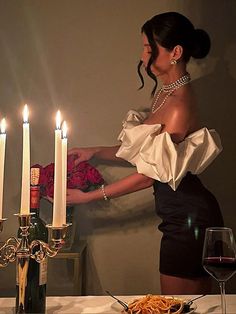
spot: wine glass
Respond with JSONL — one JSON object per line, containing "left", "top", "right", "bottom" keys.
{"left": 202, "top": 227, "right": 236, "bottom": 314}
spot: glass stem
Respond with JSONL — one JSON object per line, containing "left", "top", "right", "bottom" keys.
{"left": 219, "top": 281, "right": 226, "bottom": 314}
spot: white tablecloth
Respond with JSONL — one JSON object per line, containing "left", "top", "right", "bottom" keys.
{"left": 0, "top": 295, "right": 236, "bottom": 313}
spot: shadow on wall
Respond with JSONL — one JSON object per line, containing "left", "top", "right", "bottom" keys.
{"left": 74, "top": 200, "right": 157, "bottom": 237}
{"left": 191, "top": 0, "right": 236, "bottom": 230}
{"left": 191, "top": 0, "right": 236, "bottom": 292}
{"left": 74, "top": 200, "right": 158, "bottom": 295}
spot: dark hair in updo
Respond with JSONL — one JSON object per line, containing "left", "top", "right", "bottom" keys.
{"left": 138, "top": 12, "right": 211, "bottom": 95}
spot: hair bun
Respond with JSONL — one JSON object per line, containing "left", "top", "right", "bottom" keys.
{"left": 191, "top": 29, "right": 211, "bottom": 59}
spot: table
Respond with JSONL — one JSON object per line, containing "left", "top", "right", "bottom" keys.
{"left": 0, "top": 295, "right": 236, "bottom": 313}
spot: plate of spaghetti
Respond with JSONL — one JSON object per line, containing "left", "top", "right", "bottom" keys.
{"left": 114, "top": 295, "right": 197, "bottom": 314}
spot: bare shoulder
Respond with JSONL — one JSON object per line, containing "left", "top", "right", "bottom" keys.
{"left": 171, "top": 86, "right": 196, "bottom": 113}
{"left": 162, "top": 87, "right": 199, "bottom": 142}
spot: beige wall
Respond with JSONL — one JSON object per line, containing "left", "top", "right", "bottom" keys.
{"left": 0, "top": 0, "right": 236, "bottom": 296}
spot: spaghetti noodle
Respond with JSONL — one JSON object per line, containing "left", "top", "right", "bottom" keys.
{"left": 125, "top": 295, "right": 184, "bottom": 314}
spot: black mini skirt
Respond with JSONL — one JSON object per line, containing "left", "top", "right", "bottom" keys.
{"left": 153, "top": 173, "right": 224, "bottom": 278}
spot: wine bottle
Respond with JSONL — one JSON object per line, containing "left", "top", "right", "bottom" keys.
{"left": 16, "top": 168, "right": 48, "bottom": 313}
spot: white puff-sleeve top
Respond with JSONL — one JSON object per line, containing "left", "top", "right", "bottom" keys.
{"left": 116, "top": 110, "right": 222, "bottom": 191}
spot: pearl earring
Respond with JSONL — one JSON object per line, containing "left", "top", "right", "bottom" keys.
{"left": 170, "top": 59, "right": 177, "bottom": 65}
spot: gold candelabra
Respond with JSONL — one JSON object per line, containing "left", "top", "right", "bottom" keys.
{"left": 0, "top": 214, "right": 70, "bottom": 313}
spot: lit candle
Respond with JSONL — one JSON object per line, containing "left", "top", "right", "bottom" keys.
{"left": 0, "top": 118, "right": 6, "bottom": 219}
{"left": 61, "top": 121, "right": 67, "bottom": 225}
{"left": 20, "top": 105, "right": 30, "bottom": 215}
{"left": 52, "top": 110, "right": 63, "bottom": 227}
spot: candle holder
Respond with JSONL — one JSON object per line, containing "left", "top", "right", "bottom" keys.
{"left": 0, "top": 213, "right": 71, "bottom": 313}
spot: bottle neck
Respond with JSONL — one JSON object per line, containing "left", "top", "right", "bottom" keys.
{"left": 30, "top": 186, "right": 40, "bottom": 217}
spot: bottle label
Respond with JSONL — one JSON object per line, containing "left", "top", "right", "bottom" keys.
{"left": 16, "top": 263, "right": 19, "bottom": 286}
{"left": 39, "top": 258, "right": 48, "bottom": 285}
{"left": 16, "top": 260, "right": 28, "bottom": 287}
{"left": 16, "top": 258, "right": 48, "bottom": 286}
{"left": 30, "top": 186, "right": 40, "bottom": 209}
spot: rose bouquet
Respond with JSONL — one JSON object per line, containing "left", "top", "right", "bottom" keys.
{"left": 32, "top": 155, "right": 104, "bottom": 199}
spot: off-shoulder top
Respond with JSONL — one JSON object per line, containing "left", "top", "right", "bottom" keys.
{"left": 116, "top": 110, "right": 222, "bottom": 190}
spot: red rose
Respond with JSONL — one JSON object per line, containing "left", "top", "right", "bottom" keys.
{"left": 45, "top": 181, "right": 54, "bottom": 198}
{"left": 76, "top": 161, "right": 90, "bottom": 172}
{"left": 67, "top": 154, "right": 76, "bottom": 173}
{"left": 86, "top": 167, "right": 104, "bottom": 185}
{"left": 68, "top": 171, "right": 88, "bottom": 190}
{"left": 32, "top": 159, "right": 104, "bottom": 198}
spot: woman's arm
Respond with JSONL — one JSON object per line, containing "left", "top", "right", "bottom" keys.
{"left": 68, "top": 145, "right": 123, "bottom": 164}
{"left": 93, "top": 145, "right": 122, "bottom": 162}
{"left": 67, "top": 172, "right": 154, "bottom": 205}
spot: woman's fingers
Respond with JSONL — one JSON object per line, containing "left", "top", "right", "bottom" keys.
{"left": 66, "top": 188, "right": 87, "bottom": 204}
{"left": 66, "top": 189, "right": 78, "bottom": 204}
{"left": 68, "top": 147, "right": 79, "bottom": 155}
{"left": 67, "top": 149, "right": 85, "bottom": 165}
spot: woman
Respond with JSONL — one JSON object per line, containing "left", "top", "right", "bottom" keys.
{"left": 67, "top": 12, "right": 224, "bottom": 294}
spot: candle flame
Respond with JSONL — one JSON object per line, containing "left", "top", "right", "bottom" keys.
{"left": 23, "top": 104, "right": 29, "bottom": 123}
{"left": 0, "top": 118, "right": 6, "bottom": 134}
{"left": 56, "top": 110, "right": 61, "bottom": 130}
{"left": 62, "top": 121, "right": 67, "bottom": 139}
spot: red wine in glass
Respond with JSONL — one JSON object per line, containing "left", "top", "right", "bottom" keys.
{"left": 203, "top": 257, "right": 236, "bottom": 282}
{"left": 202, "top": 227, "right": 236, "bottom": 314}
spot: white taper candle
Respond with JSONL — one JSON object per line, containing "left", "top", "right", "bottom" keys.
{"left": 61, "top": 121, "right": 67, "bottom": 225}
{"left": 52, "top": 110, "right": 63, "bottom": 227}
{"left": 0, "top": 118, "right": 6, "bottom": 219}
{"left": 20, "top": 105, "right": 30, "bottom": 215}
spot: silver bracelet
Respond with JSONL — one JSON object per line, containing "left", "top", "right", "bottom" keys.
{"left": 101, "top": 184, "right": 109, "bottom": 201}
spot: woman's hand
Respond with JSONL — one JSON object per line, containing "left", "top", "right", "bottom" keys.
{"left": 66, "top": 188, "right": 92, "bottom": 205}
{"left": 43, "top": 190, "right": 92, "bottom": 205}
{"left": 68, "top": 147, "right": 98, "bottom": 165}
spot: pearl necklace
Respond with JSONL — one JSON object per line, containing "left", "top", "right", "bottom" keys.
{"left": 151, "top": 73, "right": 191, "bottom": 114}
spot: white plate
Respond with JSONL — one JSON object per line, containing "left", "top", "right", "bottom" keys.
{"left": 111, "top": 300, "right": 197, "bottom": 313}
